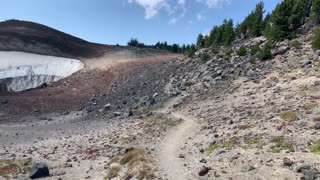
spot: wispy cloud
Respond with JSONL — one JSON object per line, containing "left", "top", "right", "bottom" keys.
{"left": 196, "top": 13, "right": 205, "bottom": 21}
{"left": 168, "top": 17, "right": 177, "bottom": 24}
{"left": 128, "top": 0, "right": 230, "bottom": 21}
{"left": 196, "top": 0, "right": 230, "bottom": 8}
{"left": 128, "top": 0, "right": 170, "bottom": 19}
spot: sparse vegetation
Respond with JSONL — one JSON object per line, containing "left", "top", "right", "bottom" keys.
{"left": 269, "top": 136, "right": 294, "bottom": 153}
{"left": 308, "top": 140, "right": 320, "bottom": 155}
{"left": 257, "top": 41, "right": 272, "bottom": 60}
{"left": 211, "top": 45, "right": 220, "bottom": 54}
{"left": 225, "top": 49, "right": 233, "bottom": 58}
{"left": 244, "top": 136, "right": 261, "bottom": 145}
{"left": 137, "top": 164, "right": 155, "bottom": 180}
{"left": 312, "top": 28, "right": 320, "bottom": 49}
{"left": 303, "top": 101, "right": 318, "bottom": 110}
{"left": 105, "top": 166, "right": 121, "bottom": 180}
{"left": 201, "top": 53, "right": 210, "bottom": 62}
{"left": 120, "top": 149, "right": 146, "bottom": 166}
{"left": 106, "top": 149, "right": 155, "bottom": 179}
{"left": 249, "top": 57, "right": 256, "bottom": 64}
{"left": 205, "top": 137, "right": 239, "bottom": 152}
{"left": 185, "top": 44, "right": 196, "bottom": 57}
{"left": 236, "top": 46, "right": 247, "bottom": 56}
{"left": 0, "top": 159, "right": 32, "bottom": 177}
{"left": 279, "top": 111, "right": 296, "bottom": 121}
{"left": 250, "top": 44, "right": 261, "bottom": 55}
{"left": 291, "top": 40, "right": 302, "bottom": 48}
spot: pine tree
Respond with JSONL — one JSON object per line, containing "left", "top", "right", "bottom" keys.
{"left": 312, "top": 0, "right": 320, "bottom": 23}
{"left": 237, "top": 2, "right": 265, "bottom": 38}
{"left": 196, "top": 33, "right": 205, "bottom": 48}
{"left": 222, "top": 19, "right": 235, "bottom": 45}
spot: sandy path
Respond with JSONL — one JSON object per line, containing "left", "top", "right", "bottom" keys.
{"left": 157, "top": 95, "right": 197, "bottom": 180}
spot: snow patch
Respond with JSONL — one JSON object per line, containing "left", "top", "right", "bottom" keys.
{"left": 0, "top": 51, "right": 84, "bottom": 93}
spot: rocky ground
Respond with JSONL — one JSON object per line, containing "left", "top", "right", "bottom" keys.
{"left": 2, "top": 30, "right": 320, "bottom": 180}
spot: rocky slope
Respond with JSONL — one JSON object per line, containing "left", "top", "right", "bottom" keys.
{"left": 2, "top": 26, "right": 320, "bottom": 180}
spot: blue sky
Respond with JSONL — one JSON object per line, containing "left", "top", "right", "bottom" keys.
{"left": 0, "top": 0, "right": 282, "bottom": 45}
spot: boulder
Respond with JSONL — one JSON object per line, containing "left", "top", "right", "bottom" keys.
{"left": 29, "top": 163, "right": 49, "bottom": 179}
{"left": 314, "top": 122, "right": 320, "bottom": 130}
{"left": 104, "top": 103, "right": 111, "bottom": 111}
{"left": 146, "top": 97, "right": 156, "bottom": 106}
{"left": 123, "top": 109, "right": 133, "bottom": 117}
{"left": 283, "top": 158, "right": 293, "bottom": 166}
{"left": 113, "top": 112, "right": 121, "bottom": 117}
{"left": 301, "top": 59, "right": 312, "bottom": 67}
{"left": 241, "top": 165, "right": 255, "bottom": 172}
{"left": 198, "top": 166, "right": 209, "bottom": 176}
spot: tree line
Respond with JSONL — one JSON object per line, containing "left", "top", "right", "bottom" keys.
{"left": 127, "top": 38, "right": 192, "bottom": 53}
{"left": 128, "top": 0, "right": 320, "bottom": 56}
{"left": 196, "top": 0, "right": 320, "bottom": 48}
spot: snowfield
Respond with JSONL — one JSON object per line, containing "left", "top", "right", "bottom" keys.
{"left": 0, "top": 51, "right": 84, "bottom": 92}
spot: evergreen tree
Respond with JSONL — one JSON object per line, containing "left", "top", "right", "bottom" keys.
{"left": 237, "top": 2, "right": 265, "bottom": 38}
{"left": 264, "top": 0, "right": 312, "bottom": 40}
{"left": 312, "top": 0, "right": 320, "bottom": 23}
{"left": 172, "top": 44, "right": 179, "bottom": 53}
{"left": 222, "top": 19, "right": 235, "bottom": 45}
{"left": 127, "top": 38, "right": 139, "bottom": 46}
{"left": 196, "top": 33, "right": 205, "bottom": 48}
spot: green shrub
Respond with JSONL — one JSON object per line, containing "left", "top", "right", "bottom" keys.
{"left": 186, "top": 49, "right": 195, "bottom": 57}
{"left": 312, "top": 28, "right": 320, "bottom": 49}
{"left": 236, "top": 46, "right": 247, "bottom": 56}
{"left": 201, "top": 53, "right": 210, "bottom": 62}
{"left": 257, "top": 41, "right": 272, "bottom": 60}
{"left": 225, "top": 49, "right": 233, "bottom": 57}
{"left": 249, "top": 57, "right": 256, "bottom": 64}
{"left": 250, "top": 44, "right": 261, "bottom": 55}
{"left": 211, "top": 45, "right": 220, "bottom": 54}
{"left": 291, "top": 40, "right": 302, "bottom": 49}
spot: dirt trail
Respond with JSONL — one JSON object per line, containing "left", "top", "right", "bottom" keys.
{"left": 157, "top": 95, "right": 198, "bottom": 180}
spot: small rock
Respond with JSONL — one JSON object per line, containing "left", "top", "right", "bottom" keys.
{"left": 215, "top": 149, "right": 226, "bottom": 155}
{"left": 314, "top": 81, "right": 320, "bottom": 86}
{"left": 241, "top": 165, "right": 255, "bottom": 172}
{"left": 200, "top": 158, "right": 207, "bottom": 163}
{"left": 104, "top": 104, "right": 111, "bottom": 111}
{"left": 29, "top": 163, "right": 50, "bottom": 179}
{"left": 297, "top": 164, "right": 311, "bottom": 173}
{"left": 123, "top": 109, "right": 133, "bottom": 117}
{"left": 113, "top": 112, "right": 121, "bottom": 117}
{"left": 1, "top": 100, "right": 8, "bottom": 104}
{"left": 198, "top": 166, "right": 209, "bottom": 176}
{"left": 179, "top": 154, "right": 185, "bottom": 158}
{"left": 283, "top": 158, "right": 293, "bottom": 166}
{"left": 64, "top": 163, "right": 73, "bottom": 168}
{"left": 301, "top": 59, "right": 312, "bottom": 67}
{"left": 146, "top": 97, "right": 156, "bottom": 106}
{"left": 303, "top": 170, "right": 316, "bottom": 180}
{"left": 314, "top": 122, "right": 320, "bottom": 130}
{"left": 124, "top": 147, "right": 135, "bottom": 154}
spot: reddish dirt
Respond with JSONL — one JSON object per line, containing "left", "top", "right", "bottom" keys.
{"left": 0, "top": 54, "right": 180, "bottom": 119}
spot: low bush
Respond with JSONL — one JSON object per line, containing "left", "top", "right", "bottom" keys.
{"left": 236, "top": 46, "right": 247, "bottom": 56}
{"left": 257, "top": 41, "right": 272, "bottom": 60}
{"left": 250, "top": 44, "right": 261, "bottom": 55}
{"left": 201, "top": 53, "right": 210, "bottom": 62}
{"left": 312, "top": 28, "right": 320, "bottom": 49}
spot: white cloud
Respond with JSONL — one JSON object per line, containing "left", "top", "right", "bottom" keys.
{"left": 128, "top": 0, "right": 230, "bottom": 21}
{"left": 128, "top": 0, "right": 170, "bottom": 19}
{"left": 178, "top": 0, "right": 185, "bottom": 5}
{"left": 196, "top": 0, "right": 229, "bottom": 8}
{"left": 168, "top": 17, "right": 177, "bottom": 24}
{"left": 196, "top": 13, "right": 205, "bottom": 21}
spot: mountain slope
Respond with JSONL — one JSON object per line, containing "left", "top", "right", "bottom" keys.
{"left": 0, "top": 20, "right": 106, "bottom": 58}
